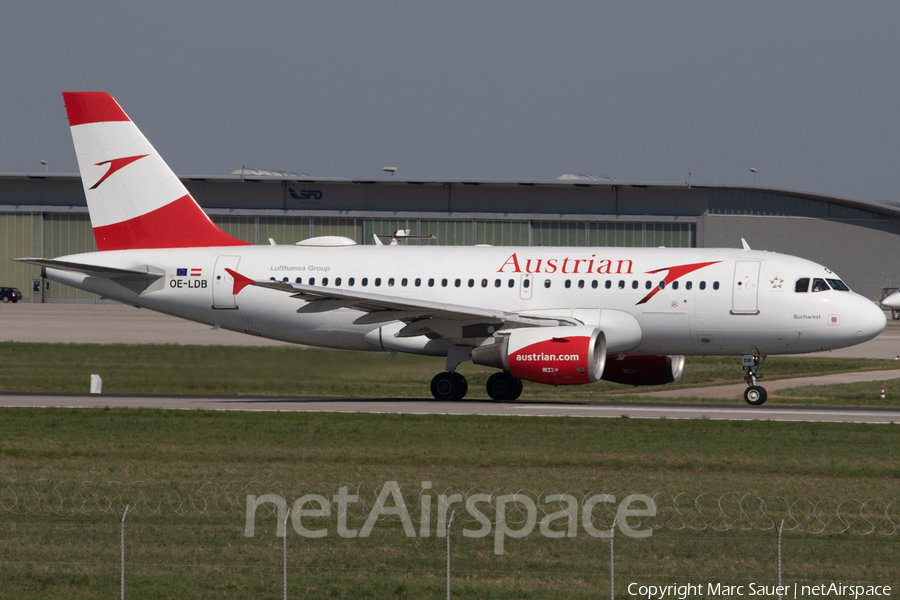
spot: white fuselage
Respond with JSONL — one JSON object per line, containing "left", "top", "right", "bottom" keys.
{"left": 45, "top": 244, "right": 886, "bottom": 357}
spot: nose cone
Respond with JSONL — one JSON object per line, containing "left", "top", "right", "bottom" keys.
{"left": 857, "top": 297, "right": 887, "bottom": 343}
{"left": 883, "top": 291, "right": 900, "bottom": 310}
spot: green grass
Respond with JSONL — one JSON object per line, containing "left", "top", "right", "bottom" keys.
{"left": 7, "top": 521, "right": 896, "bottom": 600}
{"left": 1, "top": 408, "right": 898, "bottom": 501}
{"left": 1, "top": 342, "right": 899, "bottom": 404}
{"left": 0, "top": 408, "right": 898, "bottom": 598}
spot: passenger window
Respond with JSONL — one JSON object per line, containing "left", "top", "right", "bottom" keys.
{"left": 335, "top": 277, "right": 342, "bottom": 286}
{"left": 322, "top": 277, "right": 328, "bottom": 286}
{"left": 269, "top": 277, "right": 276, "bottom": 282}
{"left": 672, "top": 281, "right": 678, "bottom": 290}
{"left": 481, "top": 279, "right": 488, "bottom": 287}
{"left": 375, "top": 278, "right": 381, "bottom": 287}
{"left": 592, "top": 280, "right": 598, "bottom": 289}
{"left": 362, "top": 277, "right": 368, "bottom": 286}
{"left": 699, "top": 281, "right": 706, "bottom": 290}
{"left": 523, "top": 279, "right": 530, "bottom": 288}
{"left": 618, "top": 280, "right": 625, "bottom": 289}
{"left": 455, "top": 278, "right": 461, "bottom": 287}
{"left": 442, "top": 278, "right": 448, "bottom": 287}
{"left": 632, "top": 281, "right": 638, "bottom": 289}
{"left": 468, "top": 279, "right": 475, "bottom": 288}
{"left": 309, "top": 277, "right": 316, "bottom": 286}
{"left": 812, "top": 278, "right": 830, "bottom": 292}
{"left": 659, "top": 281, "right": 665, "bottom": 289}
{"left": 713, "top": 281, "right": 719, "bottom": 290}
{"left": 282, "top": 277, "right": 289, "bottom": 283}
{"left": 494, "top": 279, "right": 501, "bottom": 288}
{"left": 565, "top": 280, "right": 571, "bottom": 289}
{"left": 795, "top": 278, "right": 809, "bottom": 293}
{"left": 544, "top": 279, "right": 552, "bottom": 288}
{"left": 686, "top": 281, "right": 692, "bottom": 290}
{"left": 827, "top": 278, "right": 850, "bottom": 291}
{"left": 295, "top": 277, "right": 302, "bottom": 284}
{"left": 348, "top": 278, "right": 355, "bottom": 286}
{"left": 508, "top": 279, "right": 514, "bottom": 288}
{"left": 388, "top": 277, "right": 395, "bottom": 286}
{"left": 415, "top": 278, "right": 422, "bottom": 287}
{"left": 645, "top": 281, "right": 652, "bottom": 290}
{"left": 401, "top": 278, "right": 408, "bottom": 287}
{"left": 428, "top": 278, "right": 435, "bottom": 287}
{"left": 578, "top": 280, "right": 585, "bottom": 289}
{"left": 605, "top": 280, "right": 612, "bottom": 289}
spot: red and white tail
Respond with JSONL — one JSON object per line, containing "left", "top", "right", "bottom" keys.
{"left": 63, "top": 92, "right": 249, "bottom": 251}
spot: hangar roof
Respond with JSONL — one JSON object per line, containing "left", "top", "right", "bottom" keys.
{"left": 1, "top": 172, "right": 898, "bottom": 221}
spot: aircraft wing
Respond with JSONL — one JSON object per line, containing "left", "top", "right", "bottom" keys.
{"left": 15, "top": 258, "right": 164, "bottom": 280}
{"left": 227, "top": 269, "right": 577, "bottom": 336}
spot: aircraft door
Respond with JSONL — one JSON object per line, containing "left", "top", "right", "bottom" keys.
{"left": 732, "top": 260, "right": 760, "bottom": 315}
{"left": 213, "top": 255, "right": 241, "bottom": 309}
{"left": 520, "top": 274, "right": 532, "bottom": 300}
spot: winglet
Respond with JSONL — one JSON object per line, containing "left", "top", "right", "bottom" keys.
{"left": 225, "top": 268, "right": 255, "bottom": 295}
{"left": 741, "top": 238, "right": 751, "bottom": 250}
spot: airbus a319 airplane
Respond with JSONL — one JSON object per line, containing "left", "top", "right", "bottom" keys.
{"left": 18, "top": 92, "right": 887, "bottom": 406}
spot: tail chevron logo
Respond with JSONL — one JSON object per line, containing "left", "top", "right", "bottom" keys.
{"left": 89, "top": 154, "right": 149, "bottom": 190}
{"left": 636, "top": 261, "right": 721, "bottom": 305}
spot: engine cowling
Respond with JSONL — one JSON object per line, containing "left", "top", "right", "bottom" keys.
{"left": 472, "top": 326, "right": 606, "bottom": 385}
{"left": 600, "top": 354, "right": 685, "bottom": 386}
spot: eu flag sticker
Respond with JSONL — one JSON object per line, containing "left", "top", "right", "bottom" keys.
{"left": 176, "top": 268, "right": 187, "bottom": 276}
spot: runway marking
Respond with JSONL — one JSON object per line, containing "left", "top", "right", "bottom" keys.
{"left": 513, "top": 404, "right": 900, "bottom": 418}
{"left": 2, "top": 397, "right": 899, "bottom": 424}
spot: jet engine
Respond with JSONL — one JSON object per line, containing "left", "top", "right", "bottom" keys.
{"left": 472, "top": 326, "right": 606, "bottom": 385}
{"left": 600, "top": 354, "right": 685, "bottom": 386}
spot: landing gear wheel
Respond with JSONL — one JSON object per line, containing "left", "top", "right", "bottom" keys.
{"left": 431, "top": 371, "right": 468, "bottom": 401}
{"left": 486, "top": 372, "right": 523, "bottom": 401}
{"left": 451, "top": 372, "right": 468, "bottom": 398}
{"left": 744, "top": 385, "right": 767, "bottom": 406}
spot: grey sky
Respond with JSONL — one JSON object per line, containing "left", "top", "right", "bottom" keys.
{"left": 1, "top": 1, "right": 898, "bottom": 203}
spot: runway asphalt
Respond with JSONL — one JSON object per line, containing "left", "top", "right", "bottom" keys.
{"left": 1, "top": 393, "right": 898, "bottom": 424}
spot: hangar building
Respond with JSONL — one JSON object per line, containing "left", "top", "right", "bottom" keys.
{"left": 1, "top": 173, "right": 897, "bottom": 302}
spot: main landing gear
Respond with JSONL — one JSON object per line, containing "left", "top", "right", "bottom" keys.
{"left": 429, "top": 371, "right": 524, "bottom": 401}
{"left": 430, "top": 372, "right": 468, "bottom": 401}
{"left": 429, "top": 345, "right": 523, "bottom": 402}
{"left": 742, "top": 353, "right": 767, "bottom": 406}
{"left": 486, "top": 372, "right": 523, "bottom": 401}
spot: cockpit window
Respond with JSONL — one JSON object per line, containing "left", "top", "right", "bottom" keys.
{"left": 811, "top": 278, "right": 831, "bottom": 292}
{"left": 795, "top": 278, "right": 809, "bottom": 293}
{"left": 826, "top": 278, "right": 850, "bottom": 291}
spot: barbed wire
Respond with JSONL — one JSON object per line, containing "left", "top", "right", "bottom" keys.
{"left": 1, "top": 480, "right": 897, "bottom": 536}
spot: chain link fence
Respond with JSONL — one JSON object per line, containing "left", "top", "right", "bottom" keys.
{"left": 2, "top": 480, "right": 898, "bottom": 536}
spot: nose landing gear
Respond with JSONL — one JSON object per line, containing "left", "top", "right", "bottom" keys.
{"left": 742, "top": 353, "right": 767, "bottom": 406}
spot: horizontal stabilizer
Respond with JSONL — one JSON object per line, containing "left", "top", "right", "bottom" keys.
{"left": 15, "top": 258, "right": 164, "bottom": 280}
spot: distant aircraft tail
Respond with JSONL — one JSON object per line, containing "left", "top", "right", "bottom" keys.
{"left": 62, "top": 92, "right": 249, "bottom": 251}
